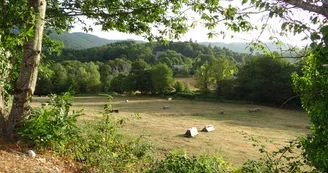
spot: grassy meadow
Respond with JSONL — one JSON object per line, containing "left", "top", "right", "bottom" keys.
{"left": 31, "top": 95, "right": 309, "bottom": 166}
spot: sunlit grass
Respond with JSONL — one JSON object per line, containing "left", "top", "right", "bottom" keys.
{"left": 31, "top": 95, "right": 309, "bottom": 166}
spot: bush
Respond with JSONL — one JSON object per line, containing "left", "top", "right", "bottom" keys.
{"left": 18, "top": 93, "right": 83, "bottom": 151}
{"left": 148, "top": 150, "right": 231, "bottom": 173}
{"left": 71, "top": 95, "right": 153, "bottom": 172}
{"left": 176, "top": 91, "right": 197, "bottom": 99}
{"left": 174, "top": 81, "right": 185, "bottom": 93}
{"left": 184, "top": 82, "right": 191, "bottom": 92}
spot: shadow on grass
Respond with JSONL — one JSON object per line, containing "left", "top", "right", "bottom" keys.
{"left": 175, "top": 134, "right": 186, "bottom": 138}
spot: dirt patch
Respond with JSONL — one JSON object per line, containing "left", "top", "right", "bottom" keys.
{"left": 0, "top": 139, "right": 83, "bottom": 173}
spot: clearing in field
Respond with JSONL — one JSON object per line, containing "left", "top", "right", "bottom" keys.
{"left": 31, "top": 95, "right": 309, "bottom": 166}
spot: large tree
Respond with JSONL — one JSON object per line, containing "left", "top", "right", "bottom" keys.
{"left": 211, "top": 58, "right": 236, "bottom": 96}
{"left": 0, "top": 0, "right": 203, "bottom": 139}
{"left": 236, "top": 56, "right": 297, "bottom": 105}
{"left": 195, "top": 62, "right": 214, "bottom": 94}
{"left": 150, "top": 63, "right": 174, "bottom": 94}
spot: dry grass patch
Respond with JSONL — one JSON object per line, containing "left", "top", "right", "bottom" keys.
{"left": 31, "top": 95, "right": 310, "bottom": 166}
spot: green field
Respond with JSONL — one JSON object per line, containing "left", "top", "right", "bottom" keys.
{"left": 31, "top": 95, "right": 310, "bottom": 166}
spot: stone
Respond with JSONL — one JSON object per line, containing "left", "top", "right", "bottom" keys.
{"left": 110, "top": 109, "right": 119, "bottom": 113}
{"left": 163, "top": 106, "right": 170, "bottom": 109}
{"left": 249, "top": 108, "right": 262, "bottom": 113}
{"left": 27, "top": 150, "right": 36, "bottom": 158}
{"left": 41, "top": 103, "right": 49, "bottom": 107}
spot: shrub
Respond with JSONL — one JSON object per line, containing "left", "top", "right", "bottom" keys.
{"left": 174, "top": 81, "right": 185, "bottom": 93}
{"left": 184, "top": 82, "right": 191, "bottom": 92}
{"left": 18, "top": 93, "right": 83, "bottom": 151}
{"left": 72, "top": 95, "right": 153, "bottom": 172}
{"left": 176, "top": 91, "right": 196, "bottom": 99}
{"left": 108, "top": 91, "right": 119, "bottom": 96}
{"left": 147, "top": 150, "right": 231, "bottom": 173}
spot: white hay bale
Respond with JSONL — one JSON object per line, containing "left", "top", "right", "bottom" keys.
{"left": 201, "top": 125, "right": 215, "bottom": 132}
{"left": 168, "top": 98, "right": 172, "bottom": 101}
{"left": 125, "top": 100, "right": 129, "bottom": 103}
{"left": 184, "top": 127, "right": 198, "bottom": 137}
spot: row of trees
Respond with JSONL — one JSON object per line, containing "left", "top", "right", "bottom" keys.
{"left": 38, "top": 50, "right": 300, "bottom": 107}
{"left": 47, "top": 41, "right": 245, "bottom": 68}
{"left": 36, "top": 59, "right": 178, "bottom": 95}
{"left": 194, "top": 55, "right": 300, "bottom": 106}
{"left": 44, "top": 41, "right": 243, "bottom": 79}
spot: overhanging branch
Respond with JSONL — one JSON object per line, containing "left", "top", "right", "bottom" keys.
{"left": 282, "top": 0, "right": 328, "bottom": 18}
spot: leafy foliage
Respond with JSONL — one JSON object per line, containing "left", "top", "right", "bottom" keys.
{"left": 237, "top": 56, "right": 299, "bottom": 106}
{"left": 195, "top": 62, "right": 214, "bottom": 94}
{"left": 174, "top": 81, "right": 185, "bottom": 93}
{"left": 150, "top": 63, "right": 174, "bottom": 94}
{"left": 292, "top": 27, "right": 328, "bottom": 171}
{"left": 211, "top": 58, "right": 237, "bottom": 95}
{"left": 148, "top": 150, "right": 231, "bottom": 173}
{"left": 175, "top": 91, "right": 197, "bottom": 100}
{"left": 18, "top": 93, "right": 83, "bottom": 151}
{"left": 71, "top": 96, "right": 153, "bottom": 172}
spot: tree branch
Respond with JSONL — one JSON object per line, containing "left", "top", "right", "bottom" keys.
{"left": 282, "top": 0, "right": 328, "bottom": 18}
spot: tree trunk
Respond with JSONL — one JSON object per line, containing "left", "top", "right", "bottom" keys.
{"left": 0, "top": 86, "right": 6, "bottom": 137}
{"left": 6, "top": 0, "right": 46, "bottom": 140}
{"left": 216, "top": 80, "right": 222, "bottom": 96}
{"left": 0, "top": 49, "right": 12, "bottom": 137}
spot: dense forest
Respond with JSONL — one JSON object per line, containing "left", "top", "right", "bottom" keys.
{"left": 37, "top": 40, "right": 300, "bottom": 107}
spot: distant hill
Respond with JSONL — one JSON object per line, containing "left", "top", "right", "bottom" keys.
{"left": 50, "top": 32, "right": 144, "bottom": 50}
{"left": 199, "top": 41, "right": 296, "bottom": 54}
{"left": 50, "top": 32, "right": 298, "bottom": 58}
{"left": 200, "top": 41, "right": 299, "bottom": 63}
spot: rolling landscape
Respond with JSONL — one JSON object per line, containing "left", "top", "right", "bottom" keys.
{"left": 1, "top": 0, "right": 326, "bottom": 172}
{"left": 50, "top": 31, "right": 296, "bottom": 54}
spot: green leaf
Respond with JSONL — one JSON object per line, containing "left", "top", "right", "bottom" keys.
{"left": 320, "top": 25, "right": 328, "bottom": 38}
{"left": 242, "top": 0, "right": 248, "bottom": 5}
{"left": 310, "top": 32, "right": 320, "bottom": 41}
{"left": 312, "top": 16, "right": 318, "bottom": 24}
{"left": 281, "top": 22, "right": 288, "bottom": 30}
